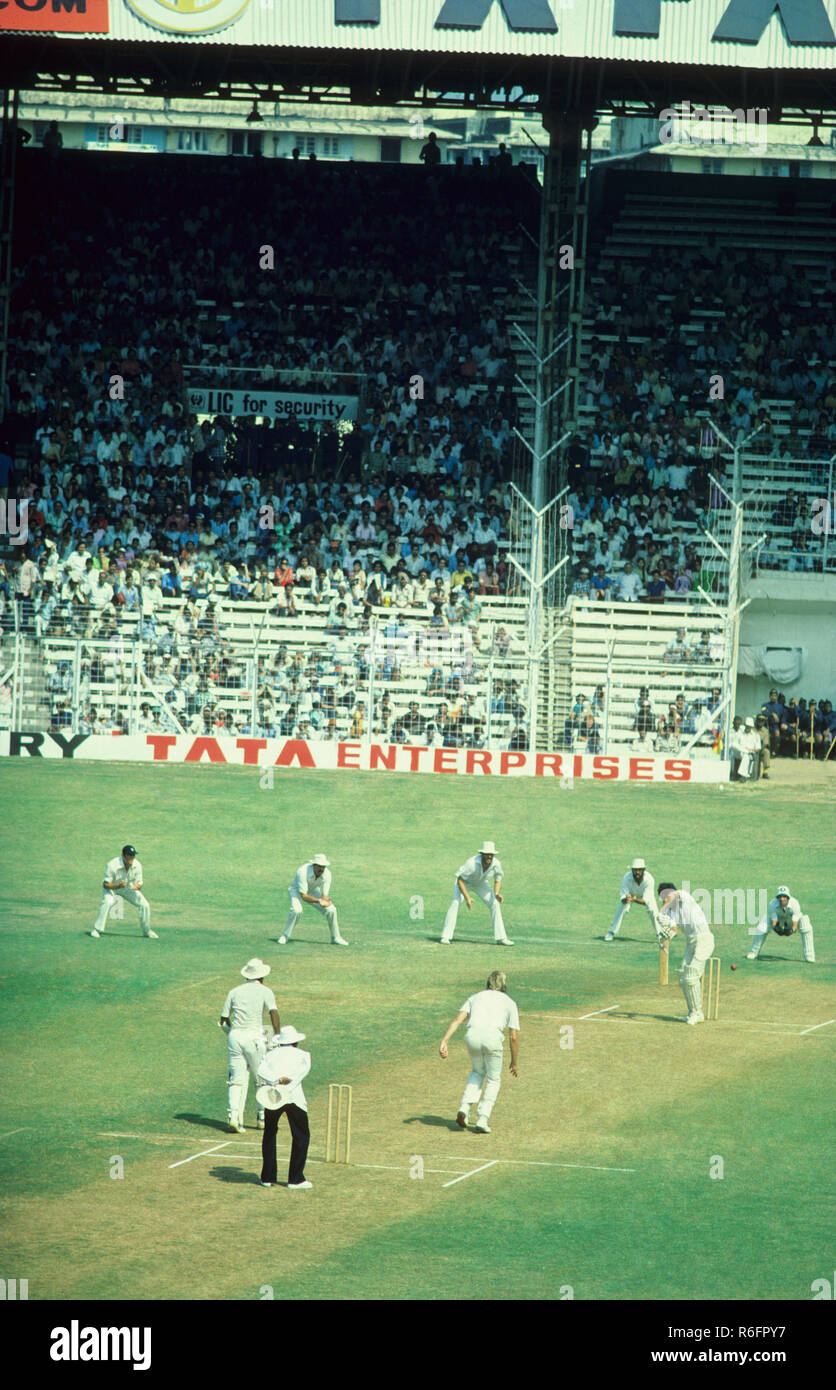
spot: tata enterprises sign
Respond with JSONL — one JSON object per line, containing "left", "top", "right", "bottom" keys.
{"left": 187, "top": 387, "right": 359, "bottom": 421}
{"left": 98, "top": 0, "right": 836, "bottom": 57}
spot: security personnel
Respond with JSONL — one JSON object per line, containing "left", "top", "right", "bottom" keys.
{"left": 759, "top": 689, "right": 785, "bottom": 754}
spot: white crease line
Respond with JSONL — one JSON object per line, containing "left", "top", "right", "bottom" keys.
{"left": 0, "top": 1128, "right": 29, "bottom": 1141}
{"left": 800, "top": 1018, "right": 836, "bottom": 1036}
{"left": 168, "top": 975, "right": 231, "bottom": 994}
{"left": 549, "top": 1014, "right": 827, "bottom": 1033}
{"left": 100, "top": 1131, "right": 239, "bottom": 1142}
{"left": 353, "top": 1163, "right": 465, "bottom": 1174}
{"left": 431, "top": 1156, "right": 637, "bottom": 1173}
{"left": 442, "top": 1160, "right": 499, "bottom": 1189}
{"left": 579, "top": 1005, "right": 621, "bottom": 1019}
{"left": 168, "top": 1142, "right": 231, "bottom": 1169}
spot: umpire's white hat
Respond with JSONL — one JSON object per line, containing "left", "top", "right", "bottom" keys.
{"left": 241, "top": 957, "right": 271, "bottom": 979}
{"left": 631, "top": 857, "right": 646, "bottom": 869}
{"left": 272, "top": 1025, "right": 306, "bottom": 1046}
{"left": 256, "top": 1084, "right": 292, "bottom": 1111}
{"left": 479, "top": 841, "right": 497, "bottom": 854}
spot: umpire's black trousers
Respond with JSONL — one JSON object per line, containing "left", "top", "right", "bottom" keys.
{"left": 261, "top": 1104, "right": 310, "bottom": 1186}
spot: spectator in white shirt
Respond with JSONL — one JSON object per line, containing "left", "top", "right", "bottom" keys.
{"left": 667, "top": 459, "right": 692, "bottom": 491}
{"left": 617, "top": 562, "right": 643, "bottom": 601}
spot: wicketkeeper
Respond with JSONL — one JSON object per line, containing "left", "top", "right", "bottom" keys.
{"left": 747, "top": 886, "right": 815, "bottom": 962}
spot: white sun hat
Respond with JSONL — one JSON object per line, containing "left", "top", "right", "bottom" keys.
{"left": 312, "top": 853, "right": 330, "bottom": 867}
{"left": 255, "top": 1084, "right": 292, "bottom": 1111}
{"left": 479, "top": 841, "right": 497, "bottom": 854}
{"left": 631, "top": 857, "right": 646, "bottom": 869}
{"left": 270, "top": 1025, "right": 306, "bottom": 1046}
{"left": 241, "top": 957, "right": 271, "bottom": 979}
{"left": 776, "top": 885, "right": 791, "bottom": 897}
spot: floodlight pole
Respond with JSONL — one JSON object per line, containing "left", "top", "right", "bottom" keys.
{"left": 705, "top": 422, "right": 765, "bottom": 753}
{"left": 509, "top": 482, "right": 569, "bottom": 753}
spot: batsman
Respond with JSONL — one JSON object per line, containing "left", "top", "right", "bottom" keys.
{"left": 656, "top": 882, "right": 716, "bottom": 1026}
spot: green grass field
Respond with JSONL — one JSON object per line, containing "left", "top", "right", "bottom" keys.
{"left": 1, "top": 760, "right": 833, "bottom": 1302}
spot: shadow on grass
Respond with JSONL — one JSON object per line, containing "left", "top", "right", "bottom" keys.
{"left": 175, "top": 1112, "right": 230, "bottom": 1132}
{"left": 208, "top": 1166, "right": 262, "bottom": 1185}
{"left": 403, "top": 1114, "right": 465, "bottom": 1130}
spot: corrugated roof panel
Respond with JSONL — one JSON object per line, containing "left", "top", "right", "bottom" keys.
{"left": 18, "top": 0, "right": 836, "bottom": 69}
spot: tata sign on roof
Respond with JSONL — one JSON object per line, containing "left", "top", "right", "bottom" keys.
{"left": 15, "top": 0, "right": 835, "bottom": 60}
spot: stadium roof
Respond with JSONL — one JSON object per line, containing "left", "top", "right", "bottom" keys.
{"left": 651, "top": 140, "right": 836, "bottom": 162}
{"left": 4, "top": 1, "right": 836, "bottom": 122}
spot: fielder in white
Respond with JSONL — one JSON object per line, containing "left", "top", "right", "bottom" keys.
{"left": 440, "top": 840, "right": 513, "bottom": 945}
{"left": 277, "top": 853, "right": 348, "bottom": 946}
{"left": 605, "top": 857, "right": 659, "bottom": 941}
{"left": 438, "top": 970, "right": 520, "bottom": 1133}
{"left": 90, "top": 844, "right": 157, "bottom": 939}
{"left": 747, "top": 885, "right": 815, "bottom": 962}
{"left": 219, "top": 958, "right": 280, "bottom": 1133}
{"left": 656, "top": 882, "right": 716, "bottom": 1026}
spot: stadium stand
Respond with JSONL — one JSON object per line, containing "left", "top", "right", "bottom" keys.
{"left": 2, "top": 154, "right": 834, "bottom": 756}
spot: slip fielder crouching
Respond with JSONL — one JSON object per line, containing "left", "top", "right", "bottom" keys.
{"left": 440, "top": 840, "right": 514, "bottom": 946}
{"left": 90, "top": 844, "right": 157, "bottom": 940}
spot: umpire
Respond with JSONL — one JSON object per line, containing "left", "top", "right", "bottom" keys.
{"left": 257, "top": 1026, "right": 313, "bottom": 1190}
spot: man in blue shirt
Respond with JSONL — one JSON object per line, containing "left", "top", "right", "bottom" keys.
{"left": 781, "top": 697, "right": 800, "bottom": 754}
{"left": 590, "top": 566, "right": 612, "bottom": 599}
{"left": 759, "top": 689, "right": 785, "bottom": 754}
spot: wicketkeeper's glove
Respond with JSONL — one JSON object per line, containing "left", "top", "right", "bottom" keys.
{"left": 772, "top": 922, "right": 793, "bottom": 936}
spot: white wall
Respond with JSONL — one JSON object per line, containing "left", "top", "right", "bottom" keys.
{"left": 737, "top": 574, "right": 836, "bottom": 712}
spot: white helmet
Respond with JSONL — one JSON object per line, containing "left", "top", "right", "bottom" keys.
{"left": 630, "top": 858, "right": 646, "bottom": 870}
{"left": 776, "top": 885, "right": 791, "bottom": 898}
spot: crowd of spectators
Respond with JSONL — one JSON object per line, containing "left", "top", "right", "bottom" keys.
{"left": 583, "top": 242, "right": 836, "bottom": 464}
{"left": 3, "top": 149, "right": 835, "bottom": 747}
{"left": 560, "top": 233, "right": 836, "bottom": 592}
{"left": 28, "top": 592, "right": 526, "bottom": 746}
